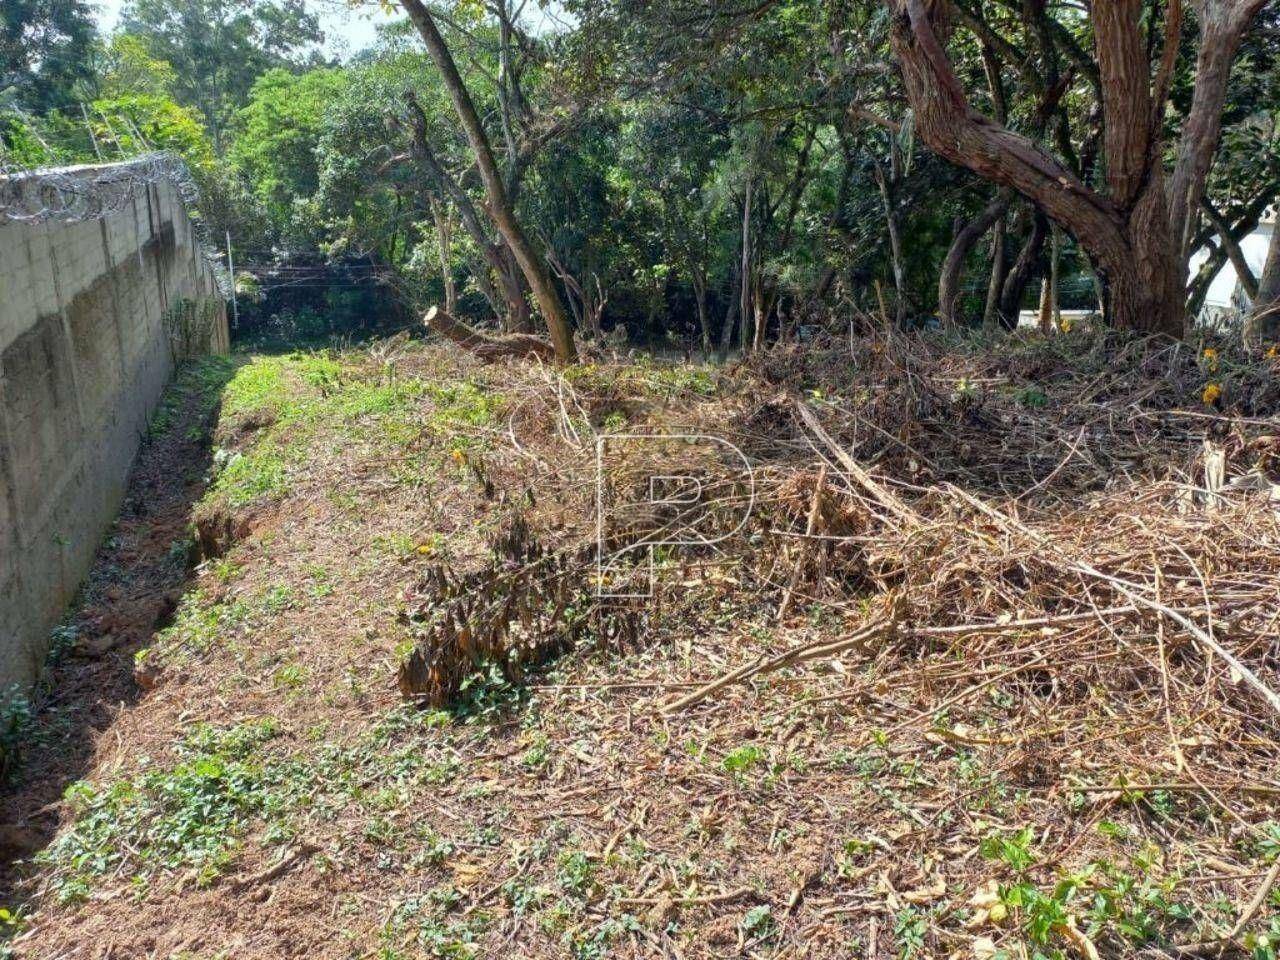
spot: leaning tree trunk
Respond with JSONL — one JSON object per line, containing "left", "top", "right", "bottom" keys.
{"left": 400, "top": 0, "right": 576, "bottom": 361}
{"left": 404, "top": 94, "right": 531, "bottom": 333}
{"left": 884, "top": 0, "right": 1254, "bottom": 338}
{"left": 1166, "top": 0, "right": 1269, "bottom": 264}
{"left": 939, "top": 188, "right": 1014, "bottom": 325}
{"left": 982, "top": 216, "right": 1008, "bottom": 330}
{"left": 999, "top": 209, "right": 1048, "bottom": 328}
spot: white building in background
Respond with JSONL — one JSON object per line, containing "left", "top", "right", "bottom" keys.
{"left": 1190, "top": 208, "right": 1276, "bottom": 324}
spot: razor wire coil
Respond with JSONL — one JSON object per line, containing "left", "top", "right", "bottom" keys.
{"left": 0, "top": 151, "right": 232, "bottom": 297}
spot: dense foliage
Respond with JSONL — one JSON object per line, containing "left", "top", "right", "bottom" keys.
{"left": 1, "top": 0, "right": 1277, "bottom": 349}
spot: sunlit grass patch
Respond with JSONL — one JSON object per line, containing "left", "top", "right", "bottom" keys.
{"left": 221, "top": 355, "right": 291, "bottom": 418}
{"left": 37, "top": 718, "right": 286, "bottom": 901}
{"left": 210, "top": 444, "right": 291, "bottom": 506}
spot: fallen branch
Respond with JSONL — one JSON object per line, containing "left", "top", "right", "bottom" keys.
{"left": 661, "top": 616, "right": 893, "bottom": 714}
{"left": 227, "top": 842, "right": 318, "bottom": 891}
{"left": 1225, "top": 858, "right": 1280, "bottom": 941}
{"left": 1072, "top": 782, "right": 1280, "bottom": 799}
{"left": 616, "top": 886, "right": 756, "bottom": 907}
{"left": 794, "top": 401, "right": 921, "bottom": 528}
{"left": 423, "top": 305, "right": 556, "bottom": 362}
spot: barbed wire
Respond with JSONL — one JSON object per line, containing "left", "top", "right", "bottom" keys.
{"left": 0, "top": 150, "right": 232, "bottom": 297}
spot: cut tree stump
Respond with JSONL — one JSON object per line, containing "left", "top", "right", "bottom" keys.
{"left": 423, "top": 306, "right": 556, "bottom": 362}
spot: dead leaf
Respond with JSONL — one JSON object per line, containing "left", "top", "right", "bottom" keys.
{"left": 903, "top": 873, "right": 947, "bottom": 903}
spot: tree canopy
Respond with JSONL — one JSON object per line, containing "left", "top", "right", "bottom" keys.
{"left": 1, "top": 0, "right": 1276, "bottom": 351}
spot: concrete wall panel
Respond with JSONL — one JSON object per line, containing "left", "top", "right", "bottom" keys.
{"left": 0, "top": 162, "right": 230, "bottom": 688}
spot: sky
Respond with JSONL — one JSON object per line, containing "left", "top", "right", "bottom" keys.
{"left": 92, "top": 0, "right": 402, "bottom": 60}
{"left": 93, "top": 0, "right": 573, "bottom": 57}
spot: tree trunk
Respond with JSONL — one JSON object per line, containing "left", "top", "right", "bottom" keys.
{"left": 1037, "top": 225, "right": 1063, "bottom": 332}
{"left": 429, "top": 197, "right": 458, "bottom": 316}
{"left": 1047, "top": 225, "right": 1062, "bottom": 329}
{"left": 719, "top": 267, "right": 740, "bottom": 361}
{"left": 1251, "top": 219, "right": 1280, "bottom": 338}
{"left": 423, "top": 306, "right": 555, "bottom": 362}
{"left": 982, "top": 215, "right": 1008, "bottom": 331}
{"left": 739, "top": 180, "right": 754, "bottom": 353}
{"left": 496, "top": 244, "right": 532, "bottom": 333}
{"left": 1166, "top": 0, "right": 1269, "bottom": 264}
{"left": 693, "top": 271, "right": 712, "bottom": 360}
{"left": 999, "top": 209, "right": 1048, "bottom": 328}
{"left": 1188, "top": 245, "right": 1229, "bottom": 318}
{"left": 751, "top": 275, "right": 768, "bottom": 353}
{"left": 1201, "top": 198, "right": 1259, "bottom": 299}
{"left": 404, "top": 94, "right": 530, "bottom": 332}
{"left": 400, "top": 0, "right": 576, "bottom": 361}
{"left": 471, "top": 256, "right": 501, "bottom": 317}
{"left": 939, "top": 188, "right": 1014, "bottom": 326}
{"left": 874, "top": 157, "right": 908, "bottom": 328}
{"left": 883, "top": 0, "right": 1238, "bottom": 337}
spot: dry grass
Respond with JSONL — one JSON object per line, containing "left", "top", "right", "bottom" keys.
{"left": 5, "top": 326, "right": 1280, "bottom": 960}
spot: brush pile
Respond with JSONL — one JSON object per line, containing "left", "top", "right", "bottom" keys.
{"left": 390, "top": 326, "right": 1280, "bottom": 952}
{"left": 410, "top": 327, "right": 1280, "bottom": 740}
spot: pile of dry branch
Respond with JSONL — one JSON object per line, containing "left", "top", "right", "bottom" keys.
{"left": 395, "top": 327, "right": 1280, "bottom": 954}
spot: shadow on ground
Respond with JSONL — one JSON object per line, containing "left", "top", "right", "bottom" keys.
{"left": 0, "top": 356, "right": 239, "bottom": 899}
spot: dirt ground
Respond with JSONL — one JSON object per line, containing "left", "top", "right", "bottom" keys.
{"left": 3, "top": 331, "right": 1279, "bottom": 960}
{"left": 0, "top": 358, "right": 234, "bottom": 894}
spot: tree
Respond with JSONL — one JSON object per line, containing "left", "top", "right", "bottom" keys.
{"left": 230, "top": 67, "right": 349, "bottom": 234}
{"left": 402, "top": 90, "right": 533, "bottom": 330}
{"left": 90, "top": 93, "right": 216, "bottom": 171}
{"left": 99, "top": 34, "right": 179, "bottom": 99}
{"left": 885, "top": 0, "right": 1269, "bottom": 335}
{"left": 397, "top": 0, "right": 577, "bottom": 361}
{"left": 1252, "top": 216, "right": 1280, "bottom": 338}
{"left": 0, "top": 0, "right": 97, "bottom": 112}
{"left": 120, "top": 0, "right": 323, "bottom": 151}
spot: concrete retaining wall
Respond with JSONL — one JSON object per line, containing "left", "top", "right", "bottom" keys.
{"left": 0, "top": 165, "right": 229, "bottom": 688}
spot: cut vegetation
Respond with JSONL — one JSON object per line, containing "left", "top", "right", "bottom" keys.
{"left": 3, "top": 327, "right": 1279, "bottom": 960}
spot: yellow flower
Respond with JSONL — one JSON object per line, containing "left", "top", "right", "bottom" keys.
{"left": 1059, "top": 318, "right": 1073, "bottom": 333}
{"left": 1267, "top": 344, "right": 1278, "bottom": 360}
{"left": 1202, "top": 382, "right": 1222, "bottom": 405}
{"left": 1202, "top": 347, "right": 1219, "bottom": 372}
{"left": 450, "top": 448, "right": 466, "bottom": 465}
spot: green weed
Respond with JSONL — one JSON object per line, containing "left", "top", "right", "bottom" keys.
{"left": 722, "top": 744, "right": 765, "bottom": 776}
{"left": 210, "top": 446, "right": 290, "bottom": 506}
{"left": 38, "top": 718, "right": 288, "bottom": 900}
{"left": 222, "top": 357, "right": 289, "bottom": 418}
